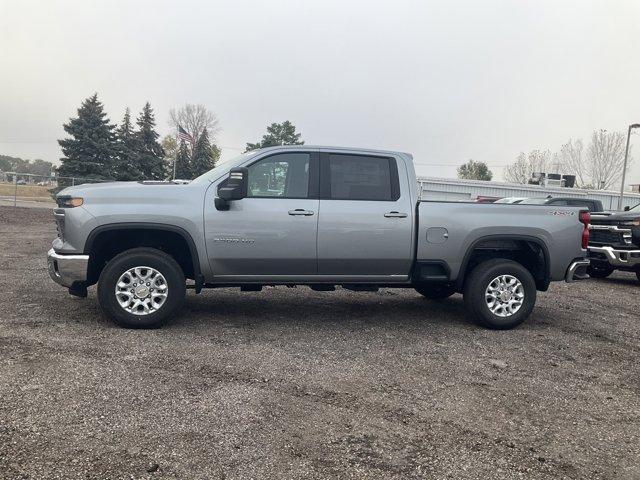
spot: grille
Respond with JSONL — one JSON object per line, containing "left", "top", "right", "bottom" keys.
{"left": 589, "top": 230, "right": 624, "bottom": 245}
{"left": 53, "top": 211, "right": 65, "bottom": 241}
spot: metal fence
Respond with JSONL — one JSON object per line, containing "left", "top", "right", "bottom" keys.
{"left": 0, "top": 172, "right": 110, "bottom": 207}
{"left": 417, "top": 176, "right": 640, "bottom": 210}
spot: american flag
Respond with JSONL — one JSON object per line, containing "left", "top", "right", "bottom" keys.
{"left": 177, "top": 125, "right": 194, "bottom": 143}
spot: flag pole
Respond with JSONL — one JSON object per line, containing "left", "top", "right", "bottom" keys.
{"left": 173, "top": 135, "right": 178, "bottom": 180}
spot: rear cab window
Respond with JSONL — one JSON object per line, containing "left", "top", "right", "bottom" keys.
{"left": 320, "top": 153, "right": 400, "bottom": 201}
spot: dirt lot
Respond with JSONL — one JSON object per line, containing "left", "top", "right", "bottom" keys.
{"left": 1, "top": 206, "right": 639, "bottom": 479}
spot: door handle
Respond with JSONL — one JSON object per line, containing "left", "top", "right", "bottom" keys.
{"left": 384, "top": 211, "right": 408, "bottom": 218}
{"left": 288, "top": 209, "right": 315, "bottom": 216}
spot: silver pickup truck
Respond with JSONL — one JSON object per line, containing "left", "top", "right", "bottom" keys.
{"left": 48, "top": 146, "right": 590, "bottom": 330}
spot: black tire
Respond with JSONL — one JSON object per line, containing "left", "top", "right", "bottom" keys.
{"left": 463, "top": 259, "right": 537, "bottom": 330}
{"left": 588, "top": 264, "right": 615, "bottom": 279}
{"left": 97, "top": 247, "right": 186, "bottom": 328}
{"left": 414, "top": 283, "right": 457, "bottom": 300}
{"left": 635, "top": 270, "right": 640, "bottom": 283}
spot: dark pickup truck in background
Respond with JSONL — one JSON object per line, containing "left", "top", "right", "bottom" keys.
{"left": 588, "top": 204, "right": 640, "bottom": 281}
{"left": 518, "top": 197, "right": 604, "bottom": 212}
{"left": 493, "top": 196, "right": 604, "bottom": 212}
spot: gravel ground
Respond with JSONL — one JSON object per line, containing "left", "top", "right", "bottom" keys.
{"left": 1, "top": 205, "right": 639, "bottom": 479}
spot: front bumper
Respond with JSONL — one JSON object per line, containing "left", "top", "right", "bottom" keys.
{"left": 47, "top": 248, "right": 89, "bottom": 288}
{"left": 588, "top": 245, "right": 640, "bottom": 268}
{"left": 565, "top": 259, "right": 590, "bottom": 282}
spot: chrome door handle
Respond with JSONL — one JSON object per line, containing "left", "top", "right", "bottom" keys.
{"left": 288, "top": 209, "right": 315, "bottom": 216}
{"left": 384, "top": 211, "right": 408, "bottom": 218}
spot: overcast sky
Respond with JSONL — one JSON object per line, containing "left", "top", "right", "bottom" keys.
{"left": 1, "top": 0, "right": 640, "bottom": 180}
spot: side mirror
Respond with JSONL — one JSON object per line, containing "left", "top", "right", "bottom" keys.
{"left": 215, "top": 167, "right": 248, "bottom": 210}
{"left": 624, "top": 206, "right": 631, "bottom": 211}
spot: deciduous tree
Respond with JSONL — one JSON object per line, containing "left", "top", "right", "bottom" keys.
{"left": 503, "top": 150, "right": 553, "bottom": 184}
{"left": 245, "top": 121, "right": 304, "bottom": 152}
{"left": 587, "top": 129, "right": 629, "bottom": 190}
{"left": 457, "top": 159, "right": 493, "bottom": 181}
{"left": 169, "top": 103, "right": 220, "bottom": 148}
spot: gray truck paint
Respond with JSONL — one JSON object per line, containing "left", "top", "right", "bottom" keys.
{"left": 50, "top": 145, "right": 587, "bottom": 287}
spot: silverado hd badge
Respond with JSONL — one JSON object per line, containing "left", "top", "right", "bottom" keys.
{"left": 213, "top": 237, "right": 256, "bottom": 244}
{"left": 547, "top": 210, "right": 576, "bottom": 216}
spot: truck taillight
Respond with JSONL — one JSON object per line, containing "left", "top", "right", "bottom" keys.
{"left": 579, "top": 211, "right": 590, "bottom": 249}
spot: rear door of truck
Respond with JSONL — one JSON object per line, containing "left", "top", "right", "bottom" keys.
{"left": 316, "top": 151, "right": 414, "bottom": 279}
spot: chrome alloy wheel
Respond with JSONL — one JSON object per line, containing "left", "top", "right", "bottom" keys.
{"left": 115, "top": 266, "right": 168, "bottom": 316}
{"left": 485, "top": 274, "right": 524, "bottom": 317}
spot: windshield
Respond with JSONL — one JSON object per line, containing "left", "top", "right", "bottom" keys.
{"left": 190, "top": 151, "right": 259, "bottom": 184}
{"left": 627, "top": 202, "right": 640, "bottom": 212}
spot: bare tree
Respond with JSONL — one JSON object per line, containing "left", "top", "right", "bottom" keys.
{"left": 169, "top": 103, "right": 220, "bottom": 145}
{"left": 587, "top": 129, "right": 629, "bottom": 190}
{"left": 503, "top": 150, "right": 553, "bottom": 184}
{"left": 558, "top": 139, "right": 588, "bottom": 187}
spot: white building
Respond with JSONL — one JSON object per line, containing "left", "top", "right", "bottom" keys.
{"left": 417, "top": 177, "right": 640, "bottom": 210}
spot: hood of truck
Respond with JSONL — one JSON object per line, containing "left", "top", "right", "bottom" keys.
{"left": 57, "top": 180, "right": 189, "bottom": 198}
{"left": 590, "top": 211, "right": 640, "bottom": 224}
{"left": 55, "top": 180, "right": 205, "bottom": 210}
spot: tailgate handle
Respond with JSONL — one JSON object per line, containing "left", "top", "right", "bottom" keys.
{"left": 384, "top": 211, "right": 408, "bottom": 218}
{"left": 288, "top": 209, "right": 314, "bottom": 216}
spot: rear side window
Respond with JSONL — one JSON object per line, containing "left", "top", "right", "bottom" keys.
{"left": 325, "top": 154, "right": 399, "bottom": 201}
{"left": 567, "top": 199, "right": 594, "bottom": 210}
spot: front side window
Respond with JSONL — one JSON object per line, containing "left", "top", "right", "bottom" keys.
{"left": 247, "top": 153, "right": 310, "bottom": 198}
{"left": 327, "top": 154, "right": 396, "bottom": 201}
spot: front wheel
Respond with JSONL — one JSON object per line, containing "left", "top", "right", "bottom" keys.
{"left": 463, "top": 259, "right": 536, "bottom": 330}
{"left": 97, "top": 248, "right": 186, "bottom": 328}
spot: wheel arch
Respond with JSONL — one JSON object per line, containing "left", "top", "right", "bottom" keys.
{"left": 455, "top": 234, "right": 551, "bottom": 291}
{"left": 84, "top": 223, "right": 203, "bottom": 292}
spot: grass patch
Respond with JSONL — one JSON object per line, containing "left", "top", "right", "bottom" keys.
{"left": 0, "top": 183, "right": 54, "bottom": 198}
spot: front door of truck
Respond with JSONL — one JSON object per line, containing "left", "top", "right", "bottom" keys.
{"left": 204, "top": 151, "right": 320, "bottom": 280}
{"left": 316, "top": 152, "right": 414, "bottom": 279}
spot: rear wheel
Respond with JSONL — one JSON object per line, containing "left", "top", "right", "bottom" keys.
{"left": 463, "top": 259, "right": 536, "bottom": 330}
{"left": 414, "top": 283, "right": 457, "bottom": 300}
{"left": 587, "top": 263, "right": 614, "bottom": 279}
{"left": 98, "top": 248, "right": 186, "bottom": 328}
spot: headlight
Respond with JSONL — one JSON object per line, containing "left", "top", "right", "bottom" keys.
{"left": 621, "top": 218, "right": 640, "bottom": 227}
{"left": 56, "top": 196, "right": 84, "bottom": 208}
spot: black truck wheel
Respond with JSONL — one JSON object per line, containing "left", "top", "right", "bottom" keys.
{"left": 587, "top": 264, "right": 614, "bottom": 279}
{"left": 463, "top": 259, "right": 536, "bottom": 330}
{"left": 97, "top": 248, "right": 186, "bottom": 328}
{"left": 414, "top": 283, "right": 457, "bottom": 300}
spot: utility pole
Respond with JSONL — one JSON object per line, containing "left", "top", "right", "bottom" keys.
{"left": 618, "top": 123, "right": 640, "bottom": 210}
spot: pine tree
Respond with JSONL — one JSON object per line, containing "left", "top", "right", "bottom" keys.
{"left": 245, "top": 121, "right": 304, "bottom": 152}
{"left": 57, "top": 94, "right": 117, "bottom": 185}
{"left": 174, "top": 140, "right": 192, "bottom": 180}
{"left": 113, "top": 108, "right": 141, "bottom": 180}
{"left": 133, "top": 102, "right": 164, "bottom": 180}
{"left": 190, "top": 128, "right": 218, "bottom": 178}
